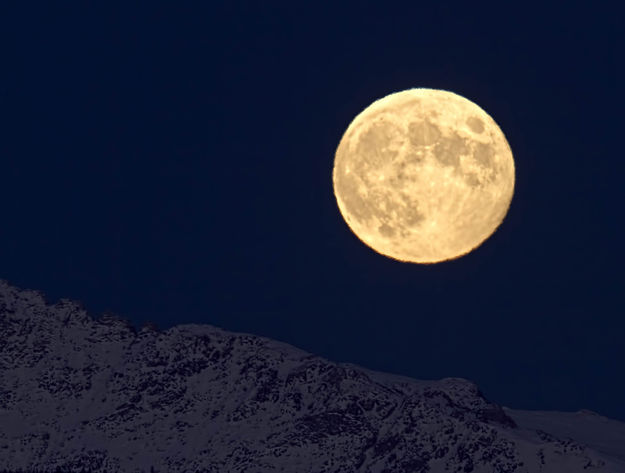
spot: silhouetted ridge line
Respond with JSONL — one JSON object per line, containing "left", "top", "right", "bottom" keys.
{"left": 1, "top": 279, "right": 624, "bottom": 472}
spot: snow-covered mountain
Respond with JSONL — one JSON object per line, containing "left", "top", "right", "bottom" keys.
{"left": 1, "top": 280, "right": 623, "bottom": 472}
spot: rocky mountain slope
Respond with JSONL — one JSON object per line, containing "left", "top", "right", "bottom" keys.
{"left": 1, "top": 280, "right": 624, "bottom": 472}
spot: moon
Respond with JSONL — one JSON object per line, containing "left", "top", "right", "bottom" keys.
{"left": 332, "top": 88, "right": 515, "bottom": 263}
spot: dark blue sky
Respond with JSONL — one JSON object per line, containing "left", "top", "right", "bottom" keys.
{"left": 3, "top": 3, "right": 624, "bottom": 420}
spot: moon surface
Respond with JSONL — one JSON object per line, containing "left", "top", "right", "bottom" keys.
{"left": 332, "top": 88, "right": 515, "bottom": 263}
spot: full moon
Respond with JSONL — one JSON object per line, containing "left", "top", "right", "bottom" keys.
{"left": 332, "top": 88, "right": 515, "bottom": 263}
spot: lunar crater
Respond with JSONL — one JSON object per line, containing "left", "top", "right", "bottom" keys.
{"left": 467, "top": 116, "right": 485, "bottom": 133}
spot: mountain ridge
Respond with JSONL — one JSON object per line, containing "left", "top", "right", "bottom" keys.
{"left": 1, "top": 279, "right": 623, "bottom": 472}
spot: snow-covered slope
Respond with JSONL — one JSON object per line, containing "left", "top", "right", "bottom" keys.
{"left": 1, "top": 280, "right": 624, "bottom": 472}
{"left": 504, "top": 408, "right": 625, "bottom": 464}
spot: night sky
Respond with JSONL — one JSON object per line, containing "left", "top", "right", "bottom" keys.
{"left": 3, "top": 4, "right": 624, "bottom": 420}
